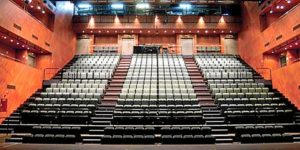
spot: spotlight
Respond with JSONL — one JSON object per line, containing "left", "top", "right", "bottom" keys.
{"left": 136, "top": 3, "right": 150, "bottom": 9}
{"left": 78, "top": 3, "right": 92, "bottom": 9}
{"left": 111, "top": 3, "right": 124, "bottom": 10}
{"left": 23, "top": 0, "right": 32, "bottom": 4}
{"left": 37, "top": 6, "right": 41, "bottom": 10}
{"left": 179, "top": 3, "right": 191, "bottom": 9}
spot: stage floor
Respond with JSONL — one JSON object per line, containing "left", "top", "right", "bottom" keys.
{"left": 0, "top": 143, "right": 300, "bottom": 150}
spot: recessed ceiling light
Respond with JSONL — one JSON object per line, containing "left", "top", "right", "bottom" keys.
{"left": 181, "top": 30, "right": 183, "bottom": 33}
{"left": 280, "top": 5, "right": 284, "bottom": 9}
{"left": 115, "top": 31, "right": 117, "bottom": 33}
{"left": 27, "top": 47, "right": 30, "bottom": 50}
{"left": 90, "top": 31, "right": 93, "bottom": 33}
{"left": 37, "top": 6, "right": 41, "bottom": 10}
{"left": 17, "top": 42, "right": 19, "bottom": 45}
{"left": 189, "top": 31, "right": 191, "bottom": 33}
{"left": 107, "top": 31, "right": 109, "bottom": 33}
{"left": 123, "top": 30, "right": 126, "bottom": 33}
{"left": 197, "top": 30, "right": 200, "bottom": 33}
{"left": 205, "top": 30, "right": 208, "bottom": 33}
{"left": 82, "top": 30, "right": 85, "bottom": 33}
{"left": 3, "top": 36, "right": 7, "bottom": 39}
{"left": 285, "top": 47, "right": 287, "bottom": 50}
{"left": 272, "top": 51, "right": 274, "bottom": 53}
{"left": 164, "top": 30, "right": 167, "bottom": 33}
{"left": 10, "top": 39, "right": 13, "bottom": 42}
{"left": 132, "top": 30, "right": 134, "bottom": 33}
{"left": 276, "top": 5, "right": 280, "bottom": 9}
{"left": 221, "top": 30, "right": 224, "bottom": 33}
{"left": 22, "top": 45, "right": 25, "bottom": 47}
{"left": 98, "top": 30, "right": 101, "bottom": 33}
{"left": 270, "top": 10, "right": 273, "bottom": 14}
{"left": 42, "top": 10, "right": 45, "bottom": 14}
{"left": 213, "top": 30, "right": 216, "bottom": 33}
{"left": 290, "top": 45, "right": 292, "bottom": 48}
{"left": 172, "top": 30, "right": 175, "bottom": 33}
{"left": 148, "top": 30, "right": 150, "bottom": 33}
{"left": 295, "top": 43, "right": 298, "bottom": 45}
{"left": 30, "top": 5, "right": 33, "bottom": 8}
{"left": 230, "top": 30, "right": 232, "bottom": 33}
{"left": 140, "top": 30, "right": 142, "bottom": 33}
{"left": 287, "top": 0, "right": 291, "bottom": 3}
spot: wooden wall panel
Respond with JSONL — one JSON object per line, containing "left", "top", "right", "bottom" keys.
{"left": 95, "top": 35, "right": 118, "bottom": 45}
{"left": 138, "top": 35, "right": 176, "bottom": 47}
{"left": 0, "top": 43, "right": 16, "bottom": 58}
{"left": 238, "top": 2, "right": 300, "bottom": 108}
{"left": 197, "top": 36, "right": 220, "bottom": 45}
{"left": 0, "top": 1, "right": 76, "bottom": 122}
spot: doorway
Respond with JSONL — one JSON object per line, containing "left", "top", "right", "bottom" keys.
{"left": 121, "top": 38, "right": 135, "bottom": 55}
{"left": 180, "top": 38, "right": 193, "bottom": 55}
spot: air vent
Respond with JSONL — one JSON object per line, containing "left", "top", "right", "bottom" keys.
{"left": 276, "top": 35, "right": 282, "bottom": 41}
{"left": 13, "top": 24, "right": 22, "bottom": 31}
{"left": 264, "top": 42, "right": 270, "bottom": 47}
{"left": 293, "top": 24, "right": 300, "bottom": 31}
{"left": 45, "top": 42, "right": 50, "bottom": 47}
{"left": 32, "top": 34, "right": 38, "bottom": 40}
{"left": 7, "top": 84, "right": 16, "bottom": 90}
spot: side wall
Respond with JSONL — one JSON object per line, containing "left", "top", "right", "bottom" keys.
{"left": 0, "top": 1, "right": 76, "bottom": 121}
{"left": 238, "top": 2, "right": 300, "bottom": 108}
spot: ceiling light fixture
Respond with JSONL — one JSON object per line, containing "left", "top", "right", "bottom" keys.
{"left": 136, "top": 3, "right": 150, "bottom": 9}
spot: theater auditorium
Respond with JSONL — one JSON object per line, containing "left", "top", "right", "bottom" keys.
{"left": 0, "top": 0, "right": 300, "bottom": 149}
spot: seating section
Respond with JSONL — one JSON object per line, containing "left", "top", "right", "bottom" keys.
{"left": 113, "top": 54, "right": 202, "bottom": 125}
{"left": 102, "top": 126, "right": 215, "bottom": 144}
{"left": 103, "top": 54, "right": 214, "bottom": 144}
{"left": 2, "top": 54, "right": 120, "bottom": 143}
{"left": 195, "top": 54, "right": 294, "bottom": 124}
{"left": 94, "top": 46, "right": 118, "bottom": 53}
{"left": 237, "top": 125, "right": 293, "bottom": 143}
{"left": 196, "top": 45, "right": 221, "bottom": 53}
{"left": 2, "top": 53, "right": 300, "bottom": 144}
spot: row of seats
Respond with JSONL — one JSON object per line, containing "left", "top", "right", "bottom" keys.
{"left": 209, "top": 83, "right": 264, "bottom": 88}
{"left": 207, "top": 79, "right": 255, "bottom": 84}
{"left": 235, "top": 125, "right": 285, "bottom": 136}
{"left": 32, "top": 97, "right": 99, "bottom": 104}
{"left": 217, "top": 97, "right": 281, "bottom": 104}
{"left": 240, "top": 133, "right": 293, "bottom": 143}
{"left": 50, "top": 83, "right": 106, "bottom": 88}
{"left": 104, "top": 126, "right": 211, "bottom": 135}
{"left": 40, "top": 92, "right": 102, "bottom": 98}
{"left": 61, "top": 79, "right": 108, "bottom": 84}
{"left": 119, "top": 93, "right": 197, "bottom": 99}
{"left": 117, "top": 99, "right": 199, "bottom": 105}
{"left": 23, "top": 134, "right": 76, "bottom": 144}
{"left": 45, "top": 87, "right": 104, "bottom": 94}
{"left": 62, "top": 72, "right": 112, "bottom": 79}
{"left": 196, "top": 45, "right": 221, "bottom": 53}
{"left": 102, "top": 134, "right": 215, "bottom": 144}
